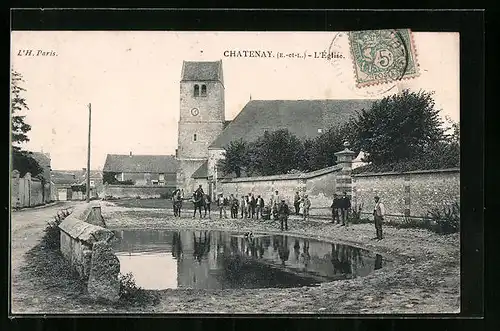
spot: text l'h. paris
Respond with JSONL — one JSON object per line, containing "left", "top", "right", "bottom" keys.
{"left": 17, "top": 49, "right": 57, "bottom": 57}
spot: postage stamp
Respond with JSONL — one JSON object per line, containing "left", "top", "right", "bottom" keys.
{"left": 348, "top": 29, "right": 419, "bottom": 88}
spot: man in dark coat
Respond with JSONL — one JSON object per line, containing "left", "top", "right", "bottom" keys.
{"left": 331, "top": 193, "right": 341, "bottom": 224}
{"left": 293, "top": 192, "right": 301, "bottom": 215}
{"left": 255, "top": 195, "right": 264, "bottom": 219}
{"left": 278, "top": 199, "right": 290, "bottom": 231}
{"left": 339, "top": 191, "right": 351, "bottom": 226}
{"left": 230, "top": 194, "right": 239, "bottom": 218}
{"left": 250, "top": 193, "right": 256, "bottom": 219}
{"left": 192, "top": 191, "right": 203, "bottom": 218}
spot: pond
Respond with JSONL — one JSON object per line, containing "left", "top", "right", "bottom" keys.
{"left": 111, "top": 229, "right": 389, "bottom": 290}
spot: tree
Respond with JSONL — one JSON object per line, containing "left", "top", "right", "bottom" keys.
{"left": 11, "top": 70, "right": 43, "bottom": 177}
{"left": 12, "top": 150, "right": 43, "bottom": 177}
{"left": 219, "top": 139, "right": 250, "bottom": 178}
{"left": 103, "top": 171, "right": 119, "bottom": 184}
{"left": 11, "top": 70, "right": 31, "bottom": 150}
{"left": 249, "top": 129, "right": 303, "bottom": 176}
{"left": 353, "top": 89, "right": 445, "bottom": 165}
{"left": 303, "top": 122, "right": 359, "bottom": 172}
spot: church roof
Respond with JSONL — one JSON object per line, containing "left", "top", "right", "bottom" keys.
{"left": 191, "top": 160, "right": 209, "bottom": 179}
{"left": 209, "top": 99, "right": 376, "bottom": 149}
{"left": 181, "top": 60, "right": 224, "bottom": 84}
{"left": 103, "top": 154, "right": 178, "bottom": 173}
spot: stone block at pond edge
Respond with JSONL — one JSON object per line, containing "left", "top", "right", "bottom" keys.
{"left": 87, "top": 241, "right": 121, "bottom": 302}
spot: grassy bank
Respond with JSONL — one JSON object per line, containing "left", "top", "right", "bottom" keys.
{"left": 12, "top": 221, "right": 160, "bottom": 314}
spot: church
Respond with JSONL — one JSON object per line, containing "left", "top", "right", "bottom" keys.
{"left": 175, "top": 60, "right": 375, "bottom": 198}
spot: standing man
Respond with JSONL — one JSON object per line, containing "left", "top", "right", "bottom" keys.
{"left": 176, "top": 190, "right": 183, "bottom": 217}
{"left": 302, "top": 194, "right": 311, "bottom": 221}
{"left": 244, "top": 195, "right": 251, "bottom": 218}
{"left": 278, "top": 199, "right": 290, "bottom": 231}
{"left": 240, "top": 195, "right": 246, "bottom": 218}
{"left": 331, "top": 193, "right": 341, "bottom": 224}
{"left": 373, "top": 196, "right": 385, "bottom": 240}
{"left": 339, "top": 191, "right": 351, "bottom": 226}
{"left": 203, "top": 193, "right": 212, "bottom": 219}
{"left": 250, "top": 193, "right": 256, "bottom": 219}
{"left": 230, "top": 194, "right": 238, "bottom": 218}
{"left": 255, "top": 195, "right": 264, "bottom": 219}
{"left": 293, "top": 191, "right": 301, "bottom": 215}
{"left": 272, "top": 190, "right": 280, "bottom": 209}
{"left": 217, "top": 193, "right": 227, "bottom": 219}
{"left": 192, "top": 191, "right": 203, "bottom": 218}
{"left": 172, "top": 189, "right": 178, "bottom": 217}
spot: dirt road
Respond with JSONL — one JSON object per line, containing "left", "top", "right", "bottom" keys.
{"left": 10, "top": 201, "right": 82, "bottom": 313}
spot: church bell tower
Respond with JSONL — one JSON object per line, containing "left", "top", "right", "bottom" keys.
{"left": 176, "top": 60, "right": 225, "bottom": 193}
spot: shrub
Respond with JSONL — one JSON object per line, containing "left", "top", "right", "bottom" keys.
{"left": 391, "top": 215, "right": 433, "bottom": 230}
{"left": 118, "top": 272, "right": 160, "bottom": 306}
{"left": 427, "top": 202, "right": 460, "bottom": 234}
{"left": 42, "top": 224, "right": 60, "bottom": 250}
{"left": 349, "top": 202, "right": 364, "bottom": 223}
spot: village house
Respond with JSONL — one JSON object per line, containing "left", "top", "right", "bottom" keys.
{"left": 77, "top": 169, "right": 104, "bottom": 199}
{"left": 29, "top": 151, "right": 55, "bottom": 202}
{"left": 102, "top": 153, "right": 178, "bottom": 187}
{"left": 51, "top": 170, "right": 80, "bottom": 201}
{"left": 50, "top": 169, "right": 103, "bottom": 200}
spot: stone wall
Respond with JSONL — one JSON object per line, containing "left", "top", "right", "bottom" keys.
{"left": 217, "top": 143, "right": 460, "bottom": 221}
{"left": 219, "top": 165, "right": 342, "bottom": 216}
{"left": 11, "top": 170, "right": 52, "bottom": 208}
{"left": 352, "top": 168, "right": 460, "bottom": 221}
{"left": 58, "top": 202, "right": 120, "bottom": 301}
{"left": 102, "top": 184, "right": 175, "bottom": 199}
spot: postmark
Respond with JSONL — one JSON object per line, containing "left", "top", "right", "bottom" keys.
{"left": 348, "top": 29, "right": 419, "bottom": 88}
{"left": 327, "top": 32, "right": 399, "bottom": 97}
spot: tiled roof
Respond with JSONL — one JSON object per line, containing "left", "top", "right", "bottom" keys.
{"left": 29, "top": 152, "right": 51, "bottom": 181}
{"left": 51, "top": 171, "right": 79, "bottom": 185}
{"left": 191, "top": 160, "right": 208, "bottom": 179}
{"left": 102, "top": 154, "right": 178, "bottom": 173}
{"left": 209, "top": 99, "right": 376, "bottom": 149}
{"left": 181, "top": 60, "right": 223, "bottom": 84}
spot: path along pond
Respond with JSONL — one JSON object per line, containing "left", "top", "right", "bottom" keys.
{"left": 111, "top": 229, "right": 391, "bottom": 290}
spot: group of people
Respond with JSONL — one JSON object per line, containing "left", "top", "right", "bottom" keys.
{"left": 172, "top": 185, "right": 386, "bottom": 240}
{"left": 330, "top": 191, "right": 352, "bottom": 226}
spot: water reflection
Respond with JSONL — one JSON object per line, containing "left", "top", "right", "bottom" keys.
{"left": 113, "top": 229, "right": 389, "bottom": 290}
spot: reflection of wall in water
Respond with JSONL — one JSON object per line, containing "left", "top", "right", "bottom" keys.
{"left": 115, "top": 230, "right": 174, "bottom": 253}
{"left": 251, "top": 236, "right": 376, "bottom": 278}
{"left": 173, "top": 231, "right": 380, "bottom": 288}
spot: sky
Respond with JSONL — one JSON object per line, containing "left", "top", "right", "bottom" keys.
{"left": 10, "top": 31, "right": 459, "bottom": 170}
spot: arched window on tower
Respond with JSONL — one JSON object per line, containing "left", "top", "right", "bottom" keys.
{"left": 193, "top": 133, "right": 197, "bottom": 141}
{"left": 201, "top": 84, "right": 207, "bottom": 97}
{"left": 194, "top": 84, "right": 200, "bottom": 97}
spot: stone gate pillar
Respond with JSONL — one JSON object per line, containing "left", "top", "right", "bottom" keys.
{"left": 334, "top": 142, "right": 356, "bottom": 197}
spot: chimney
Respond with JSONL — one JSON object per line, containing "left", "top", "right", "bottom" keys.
{"left": 129, "top": 151, "right": 132, "bottom": 157}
